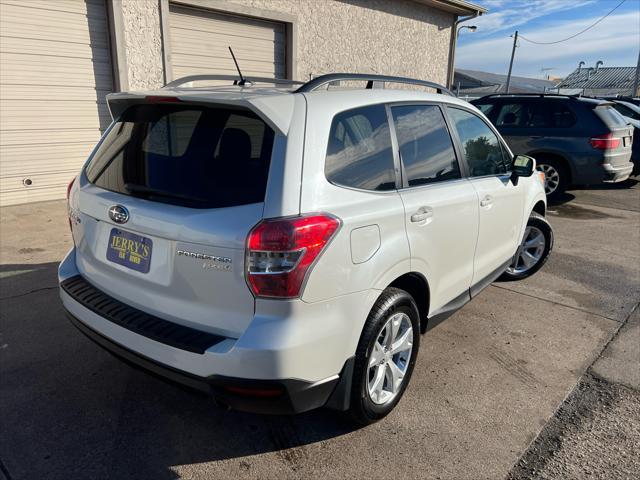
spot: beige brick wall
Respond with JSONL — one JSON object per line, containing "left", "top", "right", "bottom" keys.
{"left": 119, "top": 0, "right": 454, "bottom": 90}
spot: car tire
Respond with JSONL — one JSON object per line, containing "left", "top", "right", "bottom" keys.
{"left": 536, "top": 157, "right": 568, "bottom": 200}
{"left": 499, "top": 212, "right": 553, "bottom": 281}
{"left": 347, "top": 287, "right": 420, "bottom": 425}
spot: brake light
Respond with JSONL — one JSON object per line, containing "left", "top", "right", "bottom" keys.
{"left": 145, "top": 95, "right": 182, "bottom": 103}
{"left": 590, "top": 133, "right": 620, "bottom": 150}
{"left": 246, "top": 214, "right": 340, "bottom": 298}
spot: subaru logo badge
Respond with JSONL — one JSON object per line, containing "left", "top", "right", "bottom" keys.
{"left": 108, "top": 205, "right": 129, "bottom": 224}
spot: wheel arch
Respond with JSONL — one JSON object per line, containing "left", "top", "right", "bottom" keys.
{"left": 532, "top": 200, "right": 546, "bottom": 216}
{"left": 529, "top": 150, "right": 573, "bottom": 183}
{"left": 387, "top": 272, "right": 430, "bottom": 333}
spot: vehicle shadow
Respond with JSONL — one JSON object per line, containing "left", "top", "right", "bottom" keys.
{"left": 0, "top": 263, "right": 359, "bottom": 480}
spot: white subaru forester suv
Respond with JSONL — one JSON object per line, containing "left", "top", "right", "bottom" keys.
{"left": 60, "top": 73, "right": 552, "bottom": 424}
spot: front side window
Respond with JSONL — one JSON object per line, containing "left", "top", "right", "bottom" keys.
{"left": 325, "top": 104, "right": 396, "bottom": 191}
{"left": 391, "top": 104, "right": 460, "bottom": 186}
{"left": 447, "top": 107, "right": 511, "bottom": 177}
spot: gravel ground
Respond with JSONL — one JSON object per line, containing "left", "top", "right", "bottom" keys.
{"left": 508, "top": 374, "right": 640, "bottom": 479}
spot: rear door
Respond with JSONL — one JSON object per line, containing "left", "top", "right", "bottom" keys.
{"left": 72, "top": 102, "right": 277, "bottom": 338}
{"left": 391, "top": 103, "right": 478, "bottom": 313}
{"left": 445, "top": 106, "right": 524, "bottom": 286}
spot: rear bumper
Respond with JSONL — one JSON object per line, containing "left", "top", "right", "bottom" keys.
{"left": 602, "top": 161, "right": 633, "bottom": 183}
{"left": 59, "top": 247, "right": 372, "bottom": 413}
{"left": 67, "top": 310, "right": 347, "bottom": 414}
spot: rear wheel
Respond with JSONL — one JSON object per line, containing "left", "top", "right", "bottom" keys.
{"left": 348, "top": 287, "right": 420, "bottom": 425}
{"left": 536, "top": 157, "right": 568, "bottom": 199}
{"left": 500, "top": 212, "right": 553, "bottom": 281}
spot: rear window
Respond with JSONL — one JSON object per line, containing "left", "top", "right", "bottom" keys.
{"left": 594, "top": 105, "right": 632, "bottom": 129}
{"left": 85, "top": 104, "right": 275, "bottom": 208}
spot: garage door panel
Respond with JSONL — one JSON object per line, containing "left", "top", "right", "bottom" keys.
{"left": 0, "top": 85, "right": 111, "bottom": 102}
{"left": 1, "top": 129, "right": 105, "bottom": 147}
{"left": 1, "top": 115, "right": 111, "bottom": 132}
{"left": 169, "top": 3, "right": 286, "bottom": 81}
{"left": 170, "top": 37, "right": 285, "bottom": 57}
{"left": 1, "top": 0, "right": 108, "bottom": 17}
{"left": 1, "top": 37, "right": 112, "bottom": 62}
{"left": 0, "top": 55, "right": 112, "bottom": 80}
{"left": 171, "top": 53, "right": 285, "bottom": 71}
{"left": 0, "top": 170, "right": 82, "bottom": 205}
{"left": 1, "top": 143, "right": 97, "bottom": 173}
{"left": 0, "top": 0, "right": 113, "bottom": 206}
{"left": 170, "top": 6, "right": 284, "bottom": 40}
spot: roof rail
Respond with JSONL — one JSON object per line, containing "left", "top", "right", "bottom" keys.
{"left": 295, "top": 73, "right": 454, "bottom": 96}
{"left": 479, "top": 93, "right": 578, "bottom": 99}
{"left": 164, "top": 74, "right": 304, "bottom": 89}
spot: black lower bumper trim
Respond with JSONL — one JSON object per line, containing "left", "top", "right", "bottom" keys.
{"left": 61, "top": 275, "right": 225, "bottom": 354}
{"left": 66, "top": 310, "right": 342, "bottom": 415}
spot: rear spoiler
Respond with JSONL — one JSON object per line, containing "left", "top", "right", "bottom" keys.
{"left": 106, "top": 92, "right": 296, "bottom": 136}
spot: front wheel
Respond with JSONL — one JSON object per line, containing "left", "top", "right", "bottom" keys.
{"left": 500, "top": 212, "right": 553, "bottom": 281}
{"left": 347, "top": 287, "right": 420, "bottom": 425}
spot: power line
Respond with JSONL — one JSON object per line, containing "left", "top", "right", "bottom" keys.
{"left": 519, "top": 0, "right": 628, "bottom": 45}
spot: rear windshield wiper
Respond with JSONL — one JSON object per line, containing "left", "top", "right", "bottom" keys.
{"left": 124, "top": 184, "right": 210, "bottom": 204}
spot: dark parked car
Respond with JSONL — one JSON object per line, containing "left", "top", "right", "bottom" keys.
{"left": 471, "top": 94, "right": 634, "bottom": 198}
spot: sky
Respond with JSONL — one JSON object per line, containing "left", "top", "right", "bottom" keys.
{"left": 455, "top": 0, "right": 640, "bottom": 80}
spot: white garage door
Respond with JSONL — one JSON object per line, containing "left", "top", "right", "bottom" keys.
{"left": 0, "top": 0, "right": 113, "bottom": 206}
{"left": 168, "top": 4, "right": 286, "bottom": 81}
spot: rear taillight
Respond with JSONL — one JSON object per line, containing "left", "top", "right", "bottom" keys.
{"left": 67, "top": 177, "right": 76, "bottom": 231}
{"left": 590, "top": 133, "right": 620, "bottom": 150}
{"left": 66, "top": 177, "right": 75, "bottom": 200}
{"left": 246, "top": 214, "right": 340, "bottom": 298}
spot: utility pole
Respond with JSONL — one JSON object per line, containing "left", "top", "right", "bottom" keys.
{"left": 505, "top": 31, "right": 518, "bottom": 93}
{"left": 632, "top": 48, "right": 640, "bottom": 97}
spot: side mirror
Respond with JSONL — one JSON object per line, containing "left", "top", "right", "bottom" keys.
{"left": 512, "top": 154, "right": 535, "bottom": 177}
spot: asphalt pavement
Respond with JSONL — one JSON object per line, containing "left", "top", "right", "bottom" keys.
{"left": 1, "top": 179, "right": 638, "bottom": 480}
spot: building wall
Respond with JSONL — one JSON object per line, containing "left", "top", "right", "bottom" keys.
{"left": 228, "top": 0, "right": 454, "bottom": 84}
{"left": 118, "top": 0, "right": 455, "bottom": 90}
{"left": 121, "top": 0, "right": 164, "bottom": 89}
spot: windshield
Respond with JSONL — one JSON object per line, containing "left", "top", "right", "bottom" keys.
{"left": 85, "top": 104, "right": 275, "bottom": 208}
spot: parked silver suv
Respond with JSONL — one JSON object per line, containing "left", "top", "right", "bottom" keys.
{"left": 60, "top": 74, "right": 552, "bottom": 424}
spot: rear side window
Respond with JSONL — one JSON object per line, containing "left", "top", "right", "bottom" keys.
{"left": 612, "top": 102, "right": 640, "bottom": 120}
{"left": 391, "top": 104, "right": 460, "bottom": 186}
{"left": 549, "top": 103, "right": 577, "bottom": 127}
{"left": 85, "top": 104, "right": 275, "bottom": 208}
{"left": 325, "top": 104, "right": 396, "bottom": 191}
{"left": 447, "top": 107, "right": 511, "bottom": 177}
{"left": 493, "top": 101, "right": 576, "bottom": 128}
{"left": 594, "top": 105, "right": 631, "bottom": 129}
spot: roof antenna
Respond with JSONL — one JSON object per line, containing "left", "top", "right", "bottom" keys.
{"left": 228, "top": 46, "right": 250, "bottom": 86}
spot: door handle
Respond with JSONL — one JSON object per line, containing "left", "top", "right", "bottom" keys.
{"left": 410, "top": 207, "right": 433, "bottom": 223}
{"left": 480, "top": 195, "right": 493, "bottom": 207}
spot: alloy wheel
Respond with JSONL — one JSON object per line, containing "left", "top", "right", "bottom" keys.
{"left": 506, "top": 226, "right": 546, "bottom": 275}
{"left": 537, "top": 164, "right": 560, "bottom": 195}
{"left": 367, "top": 312, "right": 413, "bottom": 405}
